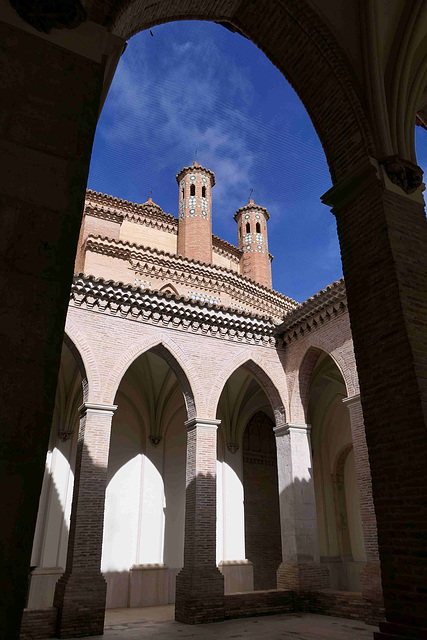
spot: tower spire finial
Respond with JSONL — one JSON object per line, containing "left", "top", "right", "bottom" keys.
{"left": 194, "top": 149, "right": 198, "bottom": 165}
{"left": 249, "top": 188, "right": 253, "bottom": 202}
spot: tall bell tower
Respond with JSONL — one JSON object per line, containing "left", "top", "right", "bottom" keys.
{"left": 176, "top": 160, "right": 215, "bottom": 264}
{"left": 234, "top": 199, "right": 272, "bottom": 288}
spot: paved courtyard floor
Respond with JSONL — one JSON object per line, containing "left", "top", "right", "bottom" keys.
{"left": 98, "top": 606, "right": 379, "bottom": 639}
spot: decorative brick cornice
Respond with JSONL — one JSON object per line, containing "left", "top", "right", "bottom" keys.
{"left": 212, "top": 235, "right": 242, "bottom": 263}
{"left": 234, "top": 201, "right": 270, "bottom": 221}
{"left": 85, "top": 190, "right": 178, "bottom": 233}
{"left": 277, "top": 279, "right": 347, "bottom": 344}
{"left": 85, "top": 235, "right": 297, "bottom": 319}
{"left": 85, "top": 192, "right": 247, "bottom": 264}
{"left": 176, "top": 163, "right": 215, "bottom": 186}
{"left": 70, "top": 274, "right": 278, "bottom": 347}
{"left": 84, "top": 205, "right": 123, "bottom": 224}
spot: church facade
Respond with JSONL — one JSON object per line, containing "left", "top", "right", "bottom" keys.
{"left": 23, "top": 162, "right": 382, "bottom": 637}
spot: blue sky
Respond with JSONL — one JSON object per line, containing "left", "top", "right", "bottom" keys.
{"left": 88, "top": 20, "right": 427, "bottom": 303}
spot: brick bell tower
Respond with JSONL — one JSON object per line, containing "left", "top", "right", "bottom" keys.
{"left": 234, "top": 199, "right": 272, "bottom": 288}
{"left": 176, "top": 160, "right": 215, "bottom": 264}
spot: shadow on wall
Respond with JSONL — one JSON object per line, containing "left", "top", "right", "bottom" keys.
{"left": 26, "top": 428, "right": 78, "bottom": 611}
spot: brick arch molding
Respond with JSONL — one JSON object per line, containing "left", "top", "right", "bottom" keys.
{"left": 64, "top": 318, "right": 102, "bottom": 403}
{"left": 102, "top": 332, "right": 202, "bottom": 417}
{"left": 208, "top": 350, "right": 287, "bottom": 426}
{"left": 290, "top": 344, "right": 356, "bottom": 424}
{"left": 107, "top": 0, "right": 376, "bottom": 183}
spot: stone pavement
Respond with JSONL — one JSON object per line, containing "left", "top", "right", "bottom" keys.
{"left": 98, "top": 606, "right": 379, "bottom": 639}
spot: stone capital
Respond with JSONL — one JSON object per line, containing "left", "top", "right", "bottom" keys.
{"left": 273, "top": 422, "right": 311, "bottom": 437}
{"left": 184, "top": 417, "right": 221, "bottom": 432}
{"left": 322, "top": 156, "right": 425, "bottom": 213}
{"left": 342, "top": 394, "right": 361, "bottom": 407}
{"left": 78, "top": 402, "right": 117, "bottom": 417}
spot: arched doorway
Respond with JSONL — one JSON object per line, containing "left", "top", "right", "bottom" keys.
{"left": 103, "top": 347, "right": 189, "bottom": 608}
{"left": 216, "top": 365, "right": 282, "bottom": 593}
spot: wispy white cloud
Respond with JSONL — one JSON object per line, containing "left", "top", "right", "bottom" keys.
{"left": 100, "top": 31, "right": 261, "bottom": 217}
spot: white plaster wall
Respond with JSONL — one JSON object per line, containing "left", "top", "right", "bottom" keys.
{"left": 216, "top": 430, "right": 225, "bottom": 565}
{"left": 137, "top": 446, "right": 164, "bottom": 565}
{"left": 102, "top": 400, "right": 144, "bottom": 573}
{"left": 222, "top": 449, "right": 246, "bottom": 561}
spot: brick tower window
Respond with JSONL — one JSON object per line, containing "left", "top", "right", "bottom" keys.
{"left": 182, "top": 188, "right": 184, "bottom": 200}
{"left": 246, "top": 222, "right": 251, "bottom": 233}
{"left": 202, "top": 186, "right": 206, "bottom": 197}
{"left": 190, "top": 184, "right": 196, "bottom": 196}
{"left": 256, "top": 222, "right": 261, "bottom": 233}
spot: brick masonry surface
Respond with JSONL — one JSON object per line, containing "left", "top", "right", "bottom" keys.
{"left": 19, "top": 609, "right": 57, "bottom": 640}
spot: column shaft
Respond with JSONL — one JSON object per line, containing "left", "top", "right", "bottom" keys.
{"left": 324, "top": 164, "right": 427, "bottom": 637}
{"left": 343, "top": 395, "right": 383, "bottom": 624}
{"left": 54, "top": 403, "right": 116, "bottom": 637}
{"left": 175, "top": 418, "right": 224, "bottom": 624}
{"left": 274, "top": 424, "right": 329, "bottom": 591}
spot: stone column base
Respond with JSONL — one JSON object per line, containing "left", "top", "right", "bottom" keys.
{"left": 374, "top": 621, "right": 427, "bottom": 639}
{"left": 54, "top": 572, "right": 107, "bottom": 637}
{"left": 277, "top": 562, "right": 330, "bottom": 591}
{"left": 175, "top": 566, "right": 225, "bottom": 624}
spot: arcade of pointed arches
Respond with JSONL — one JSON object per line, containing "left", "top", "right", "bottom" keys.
{"left": 28, "top": 313, "right": 368, "bottom": 611}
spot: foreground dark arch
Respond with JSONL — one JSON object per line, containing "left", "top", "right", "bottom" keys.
{"left": 2, "top": 2, "right": 427, "bottom": 638}
{"left": 109, "top": 0, "right": 375, "bottom": 184}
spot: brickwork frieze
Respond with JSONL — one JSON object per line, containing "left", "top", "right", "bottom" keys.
{"left": 277, "top": 279, "right": 347, "bottom": 345}
{"left": 70, "top": 274, "right": 278, "bottom": 347}
{"left": 84, "top": 235, "right": 296, "bottom": 319}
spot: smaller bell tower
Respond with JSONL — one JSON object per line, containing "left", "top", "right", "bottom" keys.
{"left": 176, "top": 161, "right": 215, "bottom": 264}
{"left": 234, "top": 199, "right": 272, "bottom": 288}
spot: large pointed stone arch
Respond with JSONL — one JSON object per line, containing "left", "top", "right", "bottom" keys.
{"left": 208, "top": 350, "right": 287, "bottom": 426}
{"left": 102, "top": 332, "right": 201, "bottom": 418}
{"left": 108, "top": 0, "right": 375, "bottom": 183}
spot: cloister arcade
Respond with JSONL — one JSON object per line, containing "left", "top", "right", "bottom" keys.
{"left": 26, "top": 310, "right": 369, "bottom": 635}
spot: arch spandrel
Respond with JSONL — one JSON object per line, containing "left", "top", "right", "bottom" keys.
{"left": 108, "top": 0, "right": 375, "bottom": 183}
{"left": 208, "top": 349, "right": 288, "bottom": 426}
{"left": 289, "top": 342, "right": 358, "bottom": 424}
{"left": 102, "top": 333, "right": 202, "bottom": 418}
{"left": 64, "top": 318, "right": 101, "bottom": 403}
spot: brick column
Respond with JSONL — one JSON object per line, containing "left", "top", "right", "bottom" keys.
{"left": 343, "top": 394, "right": 383, "bottom": 624}
{"left": 323, "top": 161, "right": 427, "bottom": 638}
{"left": 175, "top": 418, "right": 225, "bottom": 624}
{"left": 53, "top": 402, "right": 117, "bottom": 637}
{"left": 274, "top": 423, "right": 329, "bottom": 590}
